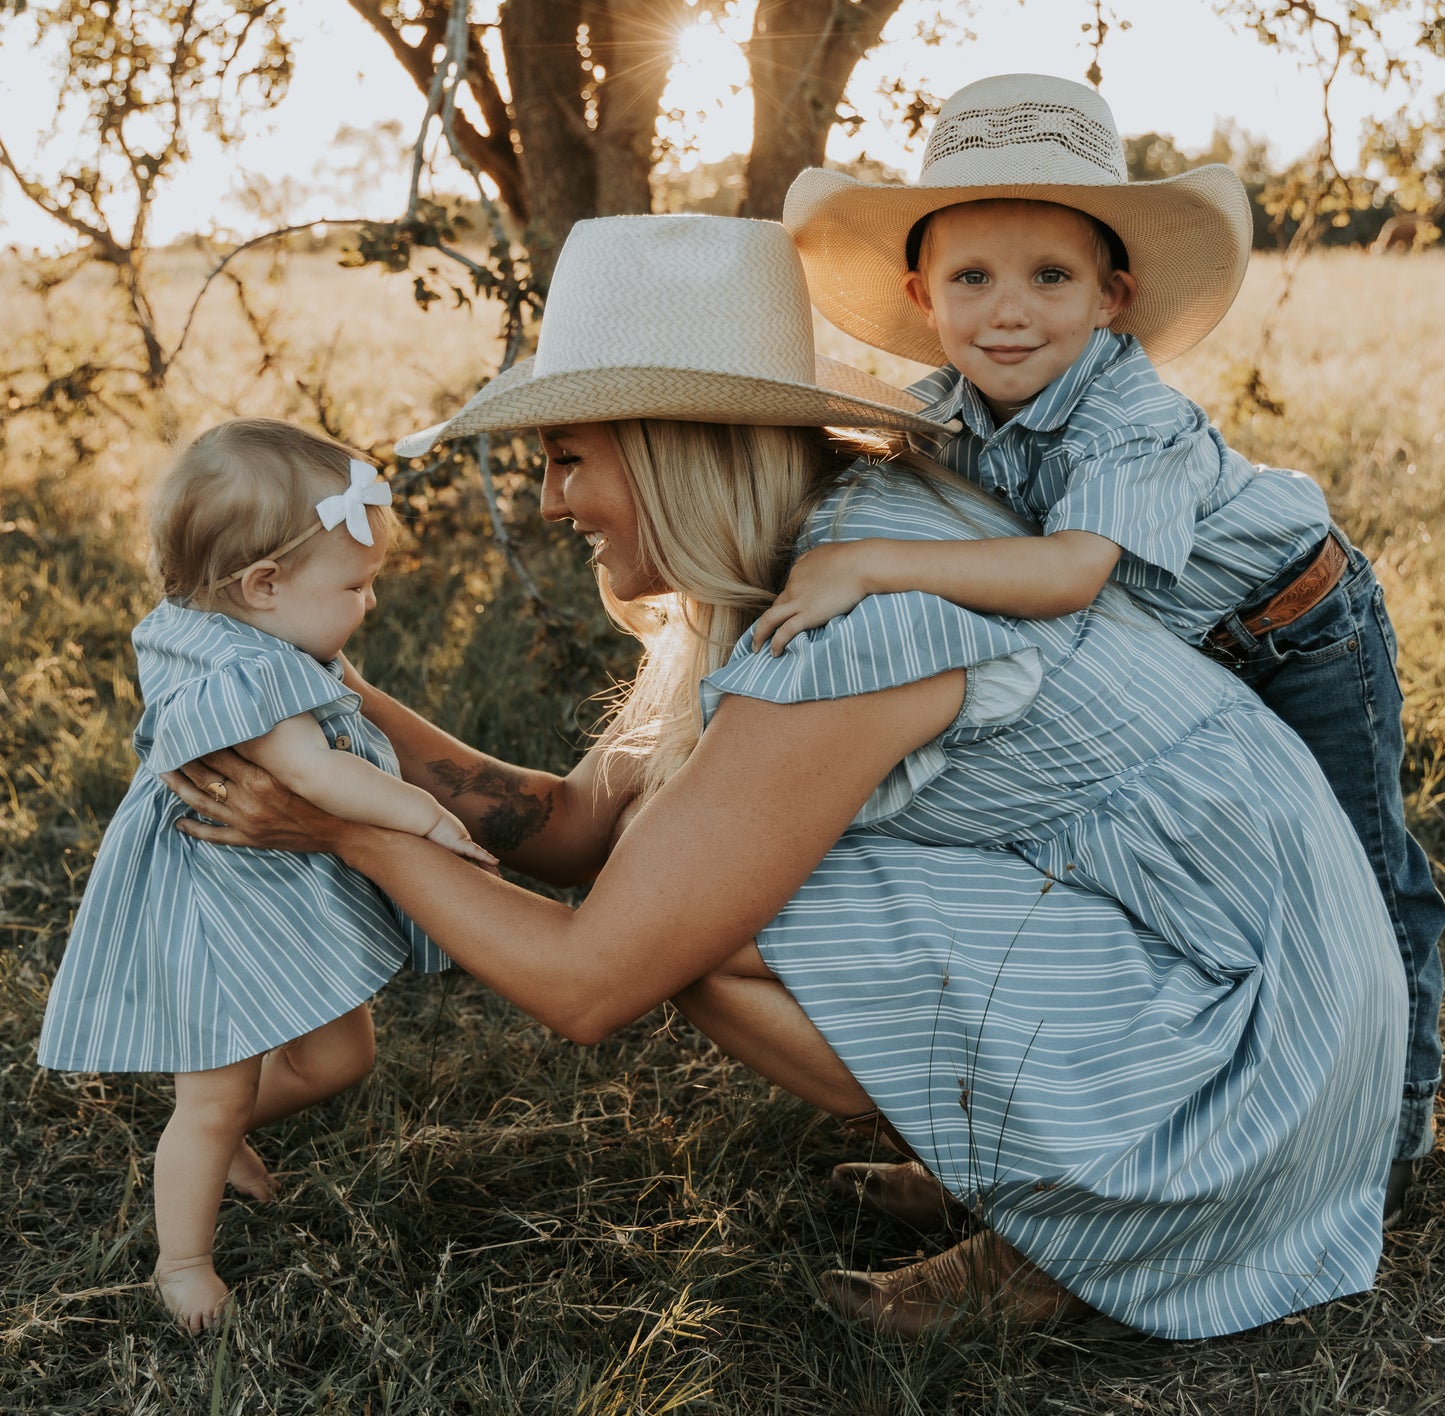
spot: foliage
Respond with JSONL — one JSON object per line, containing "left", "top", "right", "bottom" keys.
{"left": 1362, "top": 91, "right": 1445, "bottom": 217}
{"left": 1210, "top": 0, "right": 1445, "bottom": 247}
{"left": 0, "top": 1, "right": 294, "bottom": 383}
{"left": 1, "top": 0, "right": 292, "bottom": 250}
{"left": 1125, "top": 125, "right": 1414, "bottom": 249}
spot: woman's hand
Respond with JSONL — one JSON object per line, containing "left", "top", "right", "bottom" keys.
{"left": 161, "top": 748, "right": 357, "bottom": 855}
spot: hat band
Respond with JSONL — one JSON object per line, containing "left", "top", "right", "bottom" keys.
{"left": 923, "top": 101, "right": 1126, "bottom": 183}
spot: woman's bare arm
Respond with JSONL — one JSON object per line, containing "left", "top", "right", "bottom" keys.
{"left": 167, "top": 668, "right": 965, "bottom": 1044}
{"left": 339, "top": 661, "right": 636, "bottom": 886}
{"left": 244, "top": 712, "right": 492, "bottom": 864}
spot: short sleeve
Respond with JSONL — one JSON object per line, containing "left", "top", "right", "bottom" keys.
{"left": 1043, "top": 427, "right": 1209, "bottom": 582}
{"left": 700, "top": 591, "right": 1043, "bottom": 827}
{"left": 143, "top": 652, "right": 358, "bottom": 772}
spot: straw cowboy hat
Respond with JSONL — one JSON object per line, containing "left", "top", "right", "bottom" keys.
{"left": 395, "top": 215, "right": 944, "bottom": 456}
{"left": 783, "top": 73, "right": 1254, "bottom": 367}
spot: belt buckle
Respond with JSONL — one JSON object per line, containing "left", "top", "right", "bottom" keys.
{"left": 1200, "top": 627, "right": 1243, "bottom": 668}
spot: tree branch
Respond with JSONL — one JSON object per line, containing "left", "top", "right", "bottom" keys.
{"left": 0, "top": 133, "right": 120, "bottom": 256}
{"left": 345, "top": 0, "right": 527, "bottom": 217}
{"left": 169, "top": 219, "right": 368, "bottom": 363}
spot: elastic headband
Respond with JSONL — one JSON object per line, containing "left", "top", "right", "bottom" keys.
{"left": 214, "top": 458, "right": 391, "bottom": 589}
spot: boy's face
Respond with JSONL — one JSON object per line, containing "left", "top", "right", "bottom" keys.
{"left": 903, "top": 199, "right": 1136, "bottom": 423}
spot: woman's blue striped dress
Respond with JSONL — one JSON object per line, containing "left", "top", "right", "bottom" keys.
{"left": 701, "top": 464, "right": 1404, "bottom": 1340}
{"left": 38, "top": 602, "right": 449, "bottom": 1075}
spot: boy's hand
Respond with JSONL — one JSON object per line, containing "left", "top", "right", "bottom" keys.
{"left": 753, "top": 541, "right": 885, "bottom": 656}
{"left": 427, "top": 809, "right": 499, "bottom": 869}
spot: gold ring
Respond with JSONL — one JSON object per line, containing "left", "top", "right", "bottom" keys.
{"left": 206, "top": 780, "right": 229, "bottom": 804}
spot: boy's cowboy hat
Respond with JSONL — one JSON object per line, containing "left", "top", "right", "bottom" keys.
{"left": 395, "top": 214, "right": 943, "bottom": 455}
{"left": 784, "top": 73, "right": 1254, "bottom": 367}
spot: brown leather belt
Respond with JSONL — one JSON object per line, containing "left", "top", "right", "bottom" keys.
{"left": 1202, "top": 531, "right": 1349, "bottom": 661}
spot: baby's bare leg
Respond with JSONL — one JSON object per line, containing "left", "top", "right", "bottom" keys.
{"left": 228, "top": 1006, "right": 377, "bottom": 1194}
{"left": 154, "top": 1056, "right": 263, "bottom": 1332}
{"left": 673, "top": 943, "right": 871, "bottom": 1115}
{"left": 249, "top": 1005, "right": 375, "bottom": 1128}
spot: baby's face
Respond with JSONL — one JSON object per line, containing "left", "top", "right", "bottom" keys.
{"left": 904, "top": 199, "right": 1134, "bottom": 423}
{"left": 265, "top": 528, "right": 388, "bottom": 663}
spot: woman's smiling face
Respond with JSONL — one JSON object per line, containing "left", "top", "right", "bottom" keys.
{"left": 538, "top": 423, "right": 667, "bottom": 601}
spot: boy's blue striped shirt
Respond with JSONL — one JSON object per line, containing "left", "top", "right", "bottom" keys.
{"left": 908, "top": 328, "right": 1331, "bottom": 641}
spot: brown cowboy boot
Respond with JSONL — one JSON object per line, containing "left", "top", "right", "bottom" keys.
{"left": 835, "top": 1108, "right": 971, "bottom": 1229}
{"left": 840, "top": 1106, "right": 922, "bottom": 1163}
{"left": 819, "top": 1230, "right": 1091, "bottom": 1338}
{"left": 830, "top": 1159, "right": 973, "bottom": 1231}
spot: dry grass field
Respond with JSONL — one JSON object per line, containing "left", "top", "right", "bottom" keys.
{"left": 2, "top": 243, "right": 1443, "bottom": 1414}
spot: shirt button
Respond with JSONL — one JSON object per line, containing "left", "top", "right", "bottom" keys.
{"left": 993, "top": 486, "right": 1009, "bottom": 499}
{"left": 333, "top": 734, "right": 352, "bottom": 751}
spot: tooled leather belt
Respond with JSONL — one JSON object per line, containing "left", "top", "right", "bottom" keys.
{"left": 1201, "top": 531, "right": 1349, "bottom": 662}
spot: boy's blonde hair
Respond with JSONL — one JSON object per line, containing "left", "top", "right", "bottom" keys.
{"left": 909, "top": 198, "right": 1127, "bottom": 287}
{"left": 150, "top": 419, "right": 393, "bottom": 607}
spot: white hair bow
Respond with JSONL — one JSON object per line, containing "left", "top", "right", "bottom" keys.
{"left": 315, "top": 458, "right": 393, "bottom": 547}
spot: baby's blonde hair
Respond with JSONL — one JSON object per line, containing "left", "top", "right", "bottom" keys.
{"left": 593, "top": 420, "right": 869, "bottom": 798}
{"left": 150, "top": 418, "right": 393, "bottom": 607}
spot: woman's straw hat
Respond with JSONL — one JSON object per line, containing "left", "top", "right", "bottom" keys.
{"left": 396, "top": 215, "right": 944, "bottom": 456}
{"left": 783, "top": 73, "right": 1254, "bottom": 366}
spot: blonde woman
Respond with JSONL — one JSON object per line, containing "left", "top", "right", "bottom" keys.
{"left": 166, "top": 216, "right": 1405, "bottom": 1341}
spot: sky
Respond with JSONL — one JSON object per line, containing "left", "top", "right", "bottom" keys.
{"left": 0, "top": 0, "right": 1437, "bottom": 252}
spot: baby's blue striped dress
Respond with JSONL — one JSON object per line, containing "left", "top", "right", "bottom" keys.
{"left": 38, "top": 602, "right": 450, "bottom": 1075}
{"left": 702, "top": 464, "right": 1404, "bottom": 1340}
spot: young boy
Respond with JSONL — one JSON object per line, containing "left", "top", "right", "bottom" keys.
{"left": 777, "top": 72, "right": 1442, "bottom": 1209}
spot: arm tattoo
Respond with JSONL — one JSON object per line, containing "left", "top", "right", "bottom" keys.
{"left": 428, "top": 758, "right": 554, "bottom": 851}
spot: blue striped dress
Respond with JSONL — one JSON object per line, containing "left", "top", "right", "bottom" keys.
{"left": 700, "top": 464, "right": 1404, "bottom": 1339}
{"left": 38, "top": 602, "right": 449, "bottom": 1075}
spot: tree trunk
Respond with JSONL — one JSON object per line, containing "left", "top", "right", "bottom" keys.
{"left": 345, "top": 0, "right": 908, "bottom": 270}
{"left": 500, "top": 0, "right": 597, "bottom": 279}
{"left": 345, "top": 0, "right": 528, "bottom": 219}
{"left": 589, "top": 0, "right": 687, "bottom": 215}
{"left": 740, "top": 0, "right": 903, "bottom": 218}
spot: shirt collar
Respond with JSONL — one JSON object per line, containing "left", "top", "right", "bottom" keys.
{"left": 910, "top": 328, "right": 1128, "bottom": 442}
{"left": 1010, "top": 327, "right": 1126, "bottom": 433}
{"left": 911, "top": 367, "right": 1000, "bottom": 441}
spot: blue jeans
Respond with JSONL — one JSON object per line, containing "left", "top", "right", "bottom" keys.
{"left": 1210, "top": 533, "right": 1444, "bottom": 1160}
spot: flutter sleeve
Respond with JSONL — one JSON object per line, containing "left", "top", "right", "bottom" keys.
{"left": 700, "top": 591, "right": 1043, "bottom": 827}
{"left": 143, "top": 650, "right": 358, "bottom": 773}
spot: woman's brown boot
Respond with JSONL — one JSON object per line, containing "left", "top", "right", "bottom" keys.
{"left": 818, "top": 1230, "right": 1090, "bottom": 1338}
{"left": 830, "top": 1158, "right": 972, "bottom": 1231}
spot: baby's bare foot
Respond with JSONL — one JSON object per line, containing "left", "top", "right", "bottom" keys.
{"left": 226, "top": 1141, "right": 276, "bottom": 1201}
{"left": 154, "top": 1255, "right": 232, "bottom": 1333}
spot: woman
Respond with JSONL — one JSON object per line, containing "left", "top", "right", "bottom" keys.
{"left": 166, "top": 215, "right": 1404, "bottom": 1341}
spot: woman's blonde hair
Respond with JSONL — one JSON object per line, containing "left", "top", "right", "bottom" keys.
{"left": 593, "top": 420, "right": 876, "bottom": 797}
{"left": 149, "top": 418, "right": 394, "bottom": 606}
